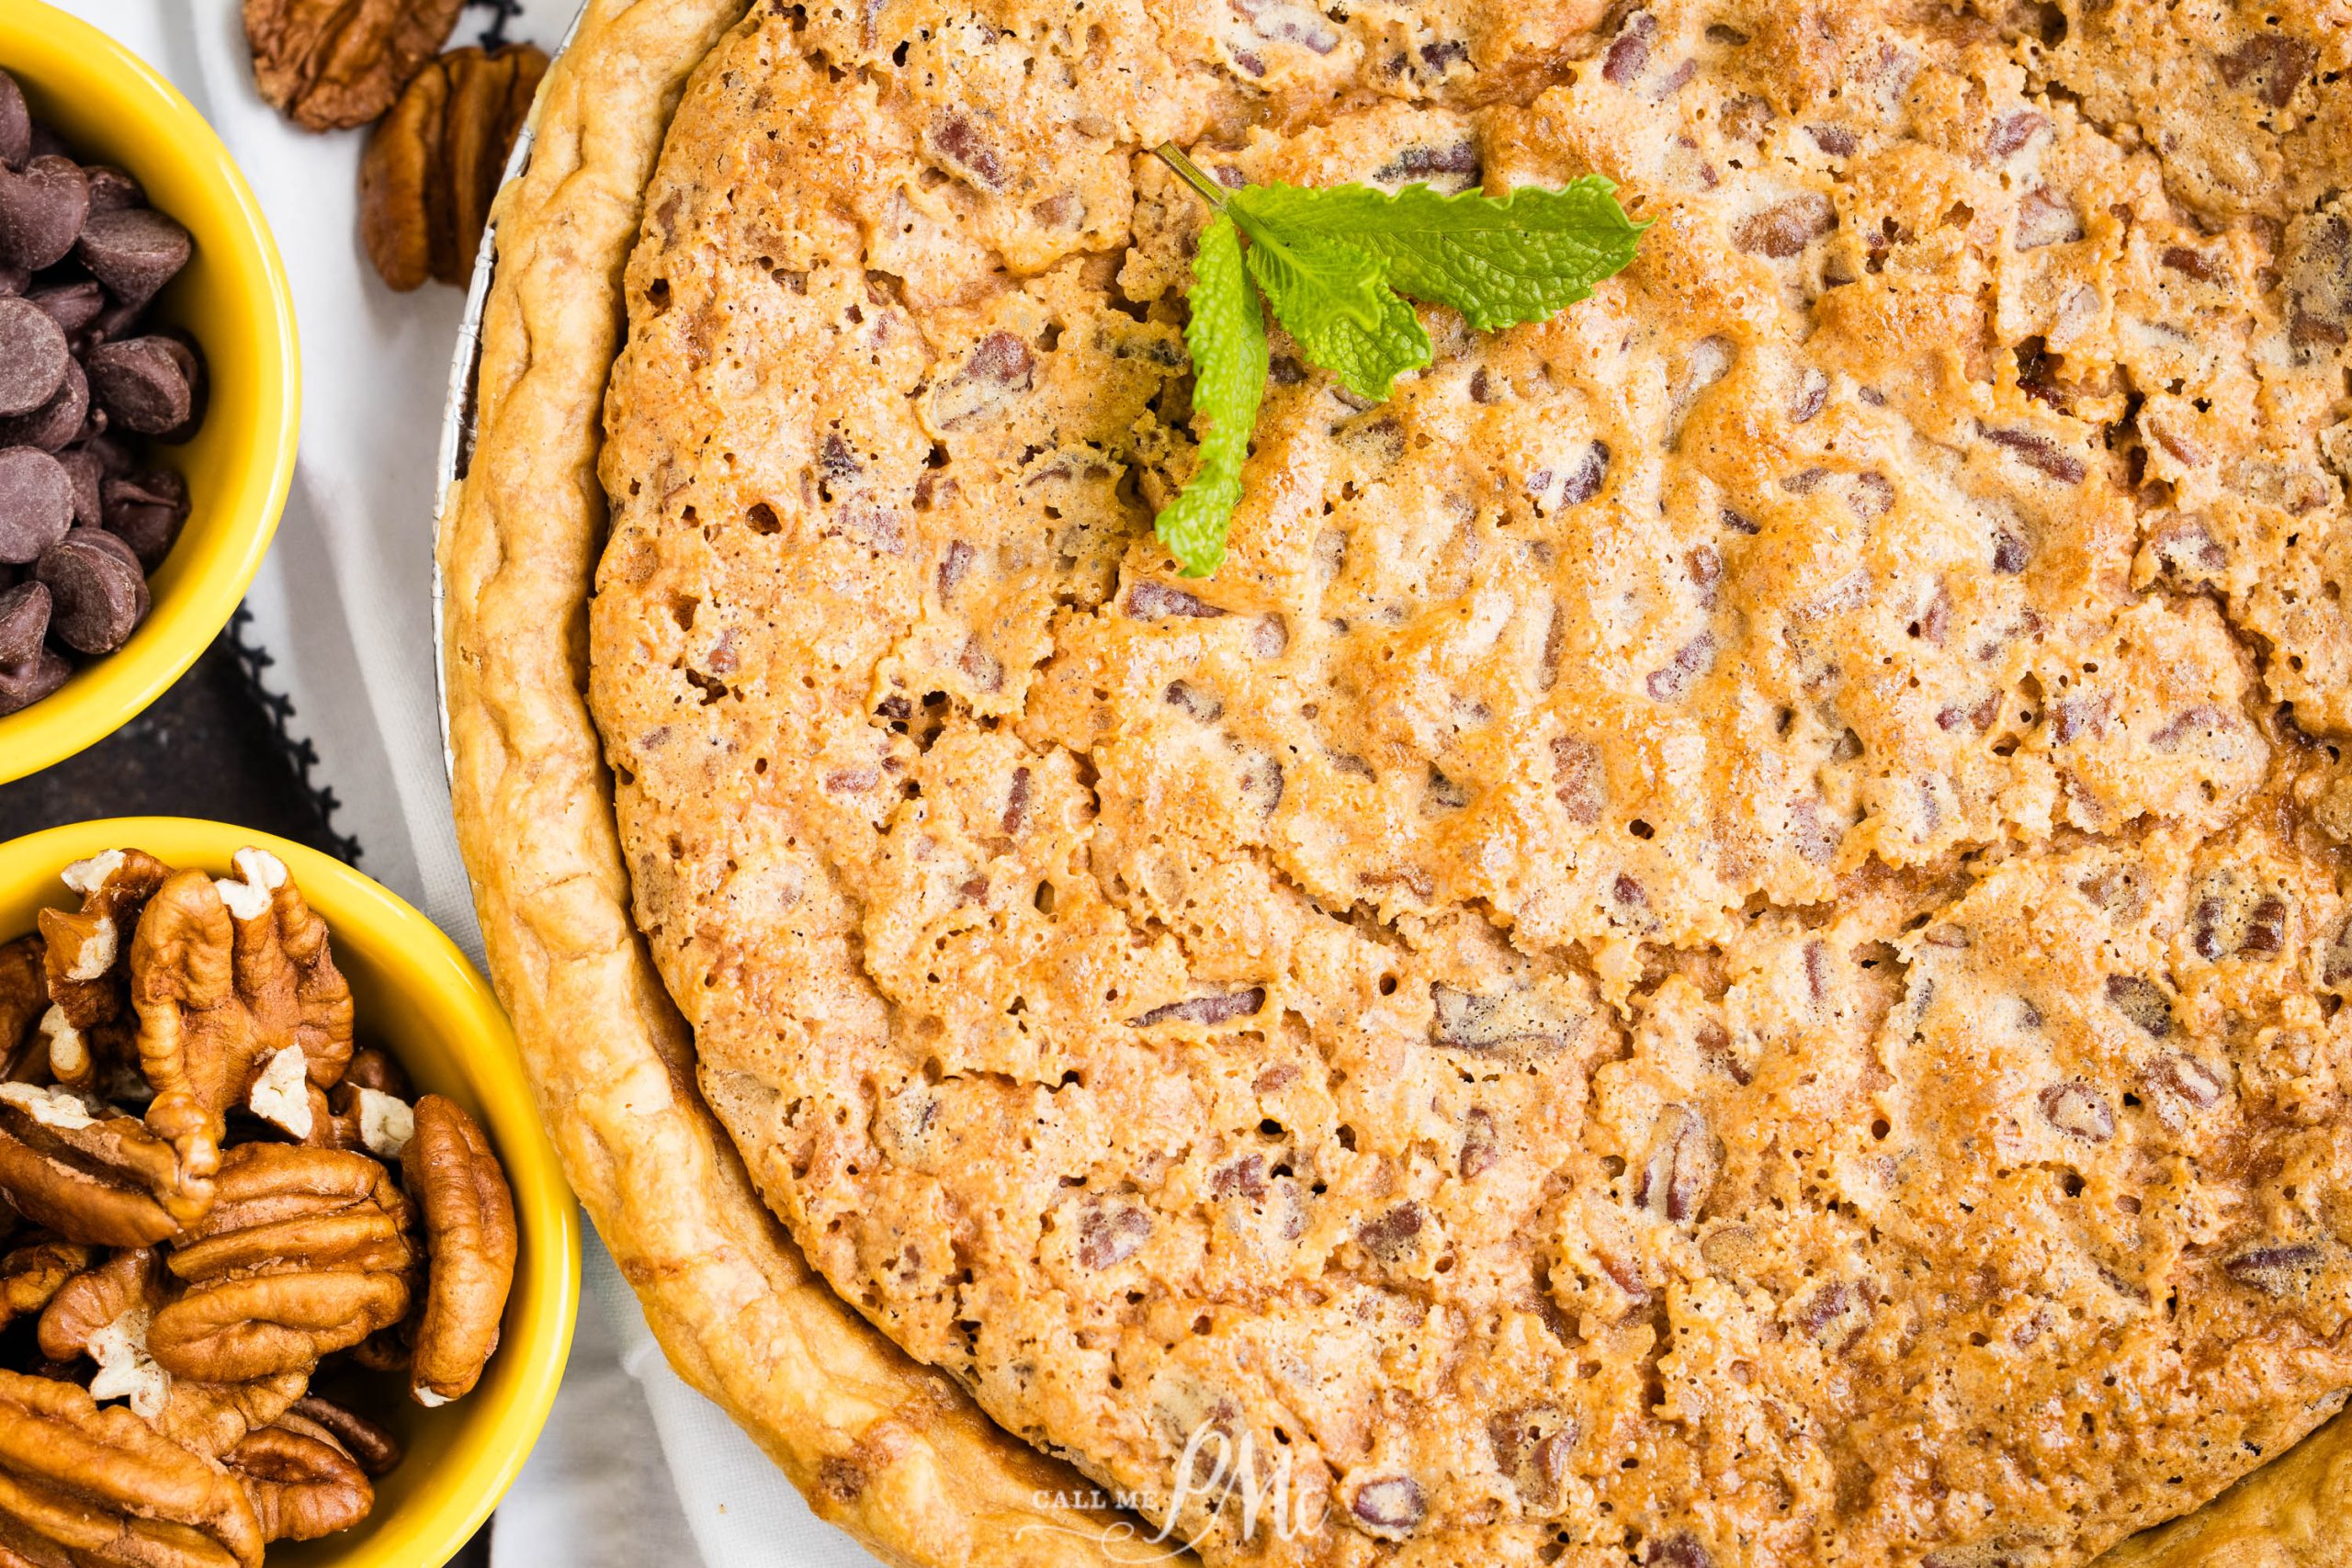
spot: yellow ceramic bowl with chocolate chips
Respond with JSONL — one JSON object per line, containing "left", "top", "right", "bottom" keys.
{"left": 0, "top": 2, "right": 300, "bottom": 784}
{"left": 0, "top": 819, "right": 579, "bottom": 1568}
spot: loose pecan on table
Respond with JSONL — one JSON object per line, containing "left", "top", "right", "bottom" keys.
{"left": 358, "top": 44, "right": 548, "bottom": 291}
{"left": 242, "top": 0, "right": 467, "bottom": 131}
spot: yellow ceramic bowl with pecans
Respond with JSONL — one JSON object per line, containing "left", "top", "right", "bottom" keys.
{"left": 0, "top": 818, "right": 579, "bottom": 1568}
{"left": 0, "top": 3, "right": 300, "bottom": 784}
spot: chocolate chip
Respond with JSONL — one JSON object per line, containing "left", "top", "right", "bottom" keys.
{"left": 86, "top": 292, "right": 142, "bottom": 345}
{"left": 0, "top": 446, "right": 71, "bottom": 563}
{"left": 0, "top": 579, "right": 46, "bottom": 665}
{"left": 74, "top": 208, "right": 191, "bottom": 311}
{"left": 101, "top": 470, "right": 188, "bottom": 570}
{"left": 0, "top": 107, "right": 195, "bottom": 714}
{"left": 0, "top": 297, "right": 68, "bottom": 416}
{"left": 34, "top": 526, "right": 147, "bottom": 653}
{"left": 0, "top": 155, "right": 90, "bottom": 272}
{"left": 0, "top": 73, "right": 25, "bottom": 171}
{"left": 80, "top": 165, "right": 142, "bottom": 215}
{"left": 53, "top": 446, "right": 101, "bottom": 528}
{"left": 0, "top": 357, "right": 85, "bottom": 452}
{"left": 85, "top": 335, "right": 193, "bottom": 436}
{"left": 82, "top": 433, "right": 133, "bottom": 479}
{"left": 27, "top": 278, "right": 103, "bottom": 336}
{"left": 0, "top": 643, "right": 69, "bottom": 716}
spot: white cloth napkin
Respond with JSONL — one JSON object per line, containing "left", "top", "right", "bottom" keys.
{"left": 47, "top": 4, "right": 883, "bottom": 1563}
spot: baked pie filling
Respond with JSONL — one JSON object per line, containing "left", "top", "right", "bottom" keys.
{"left": 588, "top": 2, "right": 2352, "bottom": 1561}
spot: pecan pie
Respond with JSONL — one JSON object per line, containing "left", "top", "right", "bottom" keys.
{"left": 441, "top": 0, "right": 2352, "bottom": 1563}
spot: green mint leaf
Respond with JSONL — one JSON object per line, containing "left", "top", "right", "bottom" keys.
{"left": 1228, "top": 176, "right": 1645, "bottom": 333}
{"left": 1154, "top": 210, "right": 1268, "bottom": 578}
{"left": 1231, "top": 220, "right": 1431, "bottom": 401}
{"left": 1143, "top": 146, "right": 1648, "bottom": 578}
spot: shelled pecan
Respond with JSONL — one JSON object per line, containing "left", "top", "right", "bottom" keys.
{"left": 359, "top": 44, "right": 547, "bottom": 291}
{"left": 242, "top": 0, "right": 467, "bottom": 132}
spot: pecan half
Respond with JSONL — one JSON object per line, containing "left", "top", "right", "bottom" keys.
{"left": 0, "top": 1083, "right": 188, "bottom": 1245}
{"left": 130, "top": 854, "right": 355, "bottom": 1197}
{"left": 0, "top": 1238, "right": 91, "bottom": 1327}
{"left": 36, "top": 1009, "right": 139, "bottom": 1100}
{"left": 1635, "top": 1104, "right": 1718, "bottom": 1224}
{"left": 359, "top": 44, "right": 548, "bottom": 291}
{"left": 314, "top": 1077, "right": 413, "bottom": 1160}
{"left": 0, "top": 1367, "right": 263, "bottom": 1567}
{"left": 36, "top": 1247, "right": 164, "bottom": 1362}
{"left": 151, "top": 1144, "right": 414, "bottom": 1384}
{"left": 37, "top": 850, "right": 169, "bottom": 1035}
{"left": 243, "top": 0, "right": 466, "bottom": 131}
{"left": 285, "top": 1397, "right": 400, "bottom": 1477}
{"left": 0, "top": 937, "right": 44, "bottom": 1081}
{"left": 152, "top": 1371, "right": 313, "bottom": 1465}
{"left": 401, "top": 1096, "right": 515, "bottom": 1405}
{"left": 222, "top": 1424, "right": 371, "bottom": 1542}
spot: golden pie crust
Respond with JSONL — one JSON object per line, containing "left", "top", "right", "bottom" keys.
{"left": 440, "top": 1, "right": 2352, "bottom": 1564}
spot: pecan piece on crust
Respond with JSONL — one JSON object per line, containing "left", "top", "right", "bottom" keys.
{"left": 241, "top": 0, "right": 466, "bottom": 131}
{"left": 401, "top": 1095, "right": 515, "bottom": 1406}
{"left": 0, "top": 1084, "right": 188, "bottom": 1245}
{"left": 0, "top": 1367, "right": 263, "bottom": 1567}
{"left": 221, "top": 1423, "right": 371, "bottom": 1542}
{"left": 359, "top": 44, "right": 548, "bottom": 291}
{"left": 0, "top": 1237, "right": 92, "bottom": 1327}
{"left": 131, "top": 853, "right": 355, "bottom": 1188}
{"left": 284, "top": 1396, "right": 400, "bottom": 1477}
{"left": 150, "top": 1144, "right": 414, "bottom": 1383}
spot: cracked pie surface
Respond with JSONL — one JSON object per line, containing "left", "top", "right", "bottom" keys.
{"left": 460, "top": 0, "right": 2352, "bottom": 1562}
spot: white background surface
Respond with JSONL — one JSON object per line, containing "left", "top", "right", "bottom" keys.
{"left": 40, "top": 4, "right": 889, "bottom": 1562}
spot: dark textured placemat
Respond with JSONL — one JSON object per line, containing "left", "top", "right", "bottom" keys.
{"left": 0, "top": 626, "right": 345, "bottom": 850}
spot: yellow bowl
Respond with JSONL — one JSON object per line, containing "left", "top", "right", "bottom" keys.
{"left": 0, "top": 5, "right": 300, "bottom": 784}
{"left": 0, "top": 819, "right": 579, "bottom": 1568}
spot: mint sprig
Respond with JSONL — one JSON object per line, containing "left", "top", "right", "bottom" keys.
{"left": 1148, "top": 144, "right": 1647, "bottom": 578}
{"left": 1155, "top": 211, "right": 1268, "bottom": 579}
